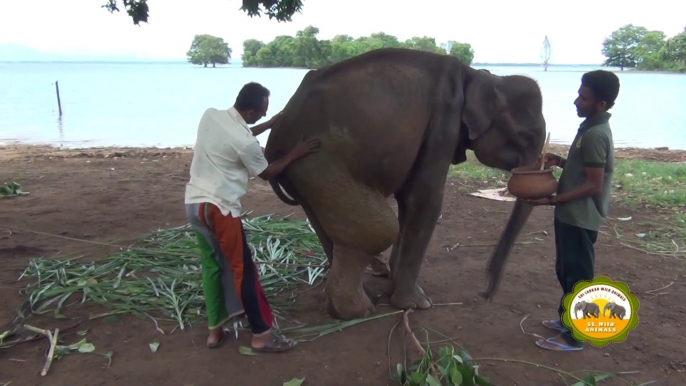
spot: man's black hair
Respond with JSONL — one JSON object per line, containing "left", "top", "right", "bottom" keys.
{"left": 581, "top": 70, "right": 620, "bottom": 110}
{"left": 234, "top": 82, "right": 270, "bottom": 111}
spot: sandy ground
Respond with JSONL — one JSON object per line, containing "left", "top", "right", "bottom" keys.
{"left": 1, "top": 144, "right": 685, "bottom": 386}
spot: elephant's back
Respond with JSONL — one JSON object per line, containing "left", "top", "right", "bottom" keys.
{"left": 266, "top": 50, "right": 451, "bottom": 194}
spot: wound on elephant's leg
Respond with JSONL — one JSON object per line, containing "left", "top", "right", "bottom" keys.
{"left": 325, "top": 245, "right": 376, "bottom": 320}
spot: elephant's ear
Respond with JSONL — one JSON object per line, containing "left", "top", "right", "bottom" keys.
{"left": 462, "top": 71, "right": 507, "bottom": 141}
{"left": 608, "top": 303, "right": 616, "bottom": 310}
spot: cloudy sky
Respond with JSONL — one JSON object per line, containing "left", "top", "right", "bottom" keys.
{"left": 1, "top": 0, "right": 684, "bottom": 64}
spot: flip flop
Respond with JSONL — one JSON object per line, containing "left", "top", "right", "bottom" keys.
{"left": 541, "top": 319, "right": 565, "bottom": 332}
{"left": 207, "top": 331, "right": 225, "bottom": 349}
{"left": 252, "top": 333, "right": 298, "bottom": 353}
{"left": 535, "top": 336, "right": 583, "bottom": 352}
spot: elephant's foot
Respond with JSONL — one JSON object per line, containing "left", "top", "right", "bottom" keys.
{"left": 325, "top": 245, "right": 376, "bottom": 320}
{"left": 370, "top": 255, "right": 390, "bottom": 277}
{"left": 390, "top": 284, "right": 432, "bottom": 310}
{"left": 327, "top": 286, "right": 375, "bottom": 320}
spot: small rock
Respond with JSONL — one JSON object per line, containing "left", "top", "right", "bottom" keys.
{"left": 604, "top": 353, "right": 610, "bottom": 357}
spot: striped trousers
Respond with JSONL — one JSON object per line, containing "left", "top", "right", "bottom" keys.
{"left": 185, "top": 202, "right": 273, "bottom": 335}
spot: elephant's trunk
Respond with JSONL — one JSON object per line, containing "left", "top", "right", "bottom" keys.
{"left": 479, "top": 199, "right": 534, "bottom": 301}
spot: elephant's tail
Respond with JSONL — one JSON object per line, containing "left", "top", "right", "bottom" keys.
{"left": 269, "top": 178, "right": 299, "bottom": 206}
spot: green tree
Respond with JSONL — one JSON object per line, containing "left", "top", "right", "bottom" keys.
{"left": 601, "top": 24, "right": 648, "bottom": 70}
{"left": 186, "top": 35, "right": 232, "bottom": 67}
{"left": 241, "top": 39, "right": 265, "bottom": 67}
{"left": 634, "top": 31, "right": 667, "bottom": 70}
{"left": 103, "top": 0, "right": 303, "bottom": 25}
{"left": 403, "top": 36, "right": 445, "bottom": 54}
{"left": 241, "top": 27, "right": 476, "bottom": 70}
{"left": 446, "top": 41, "right": 475, "bottom": 65}
{"left": 602, "top": 24, "right": 686, "bottom": 73}
{"left": 660, "top": 32, "right": 686, "bottom": 72}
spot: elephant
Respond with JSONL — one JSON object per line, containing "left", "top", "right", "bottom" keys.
{"left": 603, "top": 302, "right": 626, "bottom": 320}
{"left": 574, "top": 301, "right": 600, "bottom": 319}
{"left": 263, "top": 47, "right": 547, "bottom": 320}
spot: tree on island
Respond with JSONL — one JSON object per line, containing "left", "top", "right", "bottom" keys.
{"left": 187, "top": 35, "right": 232, "bottom": 67}
{"left": 540, "top": 35, "right": 551, "bottom": 71}
{"left": 602, "top": 24, "right": 686, "bottom": 72}
{"left": 601, "top": 24, "right": 647, "bottom": 70}
{"left": 102, "top": 0, "right": 303, "bottom": 24}
{"left": 241, "top": 26, "right": 476, "bottom": 69}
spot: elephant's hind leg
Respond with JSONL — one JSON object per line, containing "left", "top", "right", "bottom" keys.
{"left": 289, "top": 166, "right": 398, "bottom": 320}
{"left": 326, "top": 245, "right": 376, "bottom": 319}
{"left": 321, "top": 193, "right": 397, "bottom": 319}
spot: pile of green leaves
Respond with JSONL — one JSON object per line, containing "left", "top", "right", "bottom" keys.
{"left": 393, "top": 345, "right": 490, "bottom": 386}
{"left": 16, "top": 214, "right": 327, "bottom": 333}
{"left": 0, "top": 181, "right": 29, "bottom": 198}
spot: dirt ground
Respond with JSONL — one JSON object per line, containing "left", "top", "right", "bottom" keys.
{"left": 1, "top": 144, "right": 685, "bottom": 386}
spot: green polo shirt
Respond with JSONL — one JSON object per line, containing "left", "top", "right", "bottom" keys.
{"left": 554, "top": 112, "right": 615, "bottom": 232}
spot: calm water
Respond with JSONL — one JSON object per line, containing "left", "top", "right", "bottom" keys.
{"left": 1, "top": 61, "right": 684, "bottom": 150}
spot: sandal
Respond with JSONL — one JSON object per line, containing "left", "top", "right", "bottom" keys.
{"left": 535, "top": 336, "right": 583, "bottom": 352}
{"left": 207, "top": 330, "right": 225, "bottom": 349}
{"left": 541, "top": 319, "right": 565, "bottom": 332}
{"left": 252, "top": 333, "right": 298, "bottom": 353}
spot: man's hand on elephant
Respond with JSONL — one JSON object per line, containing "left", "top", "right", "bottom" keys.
{"left": 268, "top": 111, "right": 283, "bottom": 127}
{"left": 292, "top": 135, "right": 320, "bottom": 159}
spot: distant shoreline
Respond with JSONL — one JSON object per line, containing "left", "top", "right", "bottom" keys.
{"left": 2, "top": 142, "right": 685, "bottom": 164}
{"left": 3, "top": 61, "right": 684, "bottom": 75}
{"left": 1, "top": 60, "right": 603, "bottom": 67}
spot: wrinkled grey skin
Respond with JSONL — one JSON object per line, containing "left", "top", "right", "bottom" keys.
{"left": 264, "top": 48, "right": 547, "bottom": 320}
{"left": 575, "top": 301, "right": 600, "bottom": 319}
{"left": 603, "top": 302, "right": 626, "bottom": 320}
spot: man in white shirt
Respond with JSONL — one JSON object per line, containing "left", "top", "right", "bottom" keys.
{"left": 185, "top": 82, "right": 319, "bottom": 352}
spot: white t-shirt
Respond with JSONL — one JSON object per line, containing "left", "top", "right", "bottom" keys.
{"left": 184, "top": 107, "right": 269, "bottom": 217}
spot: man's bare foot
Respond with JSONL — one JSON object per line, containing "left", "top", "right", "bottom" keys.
{"left": 252, "top": 330, "right": 297, "bottom": 353}
{"left": 207, "top": 327, "right": 224, "bottom": 348}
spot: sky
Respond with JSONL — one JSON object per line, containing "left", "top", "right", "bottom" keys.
{"left": 1, "top": 0, "right": 685, "bottom": 64}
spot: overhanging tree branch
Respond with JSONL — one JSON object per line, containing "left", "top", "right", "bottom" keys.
{"left": 102, "top": 0, "right": 304, "bottom": 25}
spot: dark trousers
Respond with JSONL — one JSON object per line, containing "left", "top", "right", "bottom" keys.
{"left": 554, "top": 218, "right": 598, "bottom": 345}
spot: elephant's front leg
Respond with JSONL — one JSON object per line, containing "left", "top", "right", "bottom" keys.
{"left": 389, "top": 163, "right": 451, "bottom": 310}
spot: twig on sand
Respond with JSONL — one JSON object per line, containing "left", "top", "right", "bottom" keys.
{"left": 519, "top": 314, "right": 546, "bottom": 341}
{"left": 22, "top": 325, "right": 59, "bottom": 376}
{"left": 22, "top": 325, "right": 50, "bottom": 336}
{"left": 402, "top": 310, "right": 439, "bottom": 380}
{"left": 42, "top": 328, "right": 59, "bottom": 376}
{"left": 645, "top": 281, "right": 674, "bottom": 298}
{"left": 447, "top": 241, "right": 535, "bottom": 252}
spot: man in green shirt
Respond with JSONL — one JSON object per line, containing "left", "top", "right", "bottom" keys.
{"left": 524, "top": 70, "right": 620, "bottom": 352}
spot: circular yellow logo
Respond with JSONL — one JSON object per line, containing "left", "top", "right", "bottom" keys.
{"left": 562, "top": 276, "right": 640, "bottom": 347}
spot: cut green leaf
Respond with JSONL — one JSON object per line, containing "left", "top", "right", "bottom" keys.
{"left": 283, "top": 378, "right": 305, "bottom": 386}
{"left": 239, "top": 346, "right": 258, "bottom": 356}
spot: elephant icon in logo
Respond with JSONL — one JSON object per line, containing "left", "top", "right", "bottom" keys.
{"left": 603, "top": 302, "right": 626, "bottom": 320}
{"left": 574, "top": 300, "right": 600, "bottom": 319}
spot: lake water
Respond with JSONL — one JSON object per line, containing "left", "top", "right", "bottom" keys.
{"left": 1, "top": 61, "right": 684, "bottom": 150}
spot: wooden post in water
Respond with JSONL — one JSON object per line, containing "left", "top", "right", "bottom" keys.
{"left": 55, "top": 81, "right": 62, "bottom": 116}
